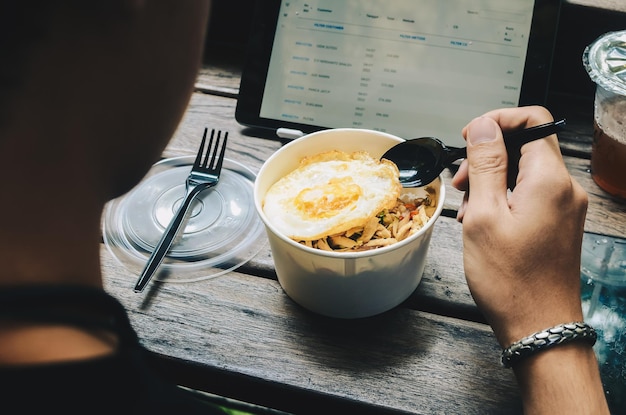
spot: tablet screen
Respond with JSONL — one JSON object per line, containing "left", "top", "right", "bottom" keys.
{"left": 236, "top": 0, "right": 560, "bottom": 146}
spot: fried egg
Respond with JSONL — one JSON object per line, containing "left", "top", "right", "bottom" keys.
{"left": 262, "top": 150, "right": 401, "bottom": 241}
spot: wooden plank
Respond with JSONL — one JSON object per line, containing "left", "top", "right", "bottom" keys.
{"left": 566, "top": 157, "right": 626, "bottom": 238}
{"left": 100, "top": 211, "right": 477, "bottom": 317}
{"left": 99, "top": 85, "right": 624, "bottom": 413}
{"left": 566, "top": 0, "right": 626, "bottom": 12}
{"left": 116, "top": 91, "right": 623, "bottom": 330}
{"left": 162, "top": 93, "right": 281, "bottom": 169}
{"left": 101, "top": 248, "right": 522, "bottom": 414}
{"left": 166, "top": 91, "right": 626, "bottom": 238}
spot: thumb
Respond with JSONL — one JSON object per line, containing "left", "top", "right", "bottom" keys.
{"left": 464, "top": 116, "right": 509, "bottom": 207}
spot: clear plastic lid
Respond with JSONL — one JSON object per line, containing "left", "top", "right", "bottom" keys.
{"left": 583, "top": 30, "right": 626, "bottom": 96}
{"left": 103, "top": 156, "right": 265, "bottom": 283}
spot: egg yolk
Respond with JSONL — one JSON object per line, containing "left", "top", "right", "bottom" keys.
{"left": 294, "top": 177, "right": 361, "bottom": 219}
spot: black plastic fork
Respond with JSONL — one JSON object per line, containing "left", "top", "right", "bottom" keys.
{"left": 134, "top": 128, "right": 228, "bottom": 292}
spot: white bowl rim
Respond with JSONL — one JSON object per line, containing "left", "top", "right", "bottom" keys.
{"left": 254, "top": 128, "right": 447, "bottom": 259}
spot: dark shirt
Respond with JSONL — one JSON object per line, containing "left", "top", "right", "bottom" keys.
{"left": 0, "top": 285, "right": 228, "bottom": 414}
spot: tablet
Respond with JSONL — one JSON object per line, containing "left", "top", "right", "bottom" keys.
{"left": 235, "top": 0, "right": 560, "bottom": 146}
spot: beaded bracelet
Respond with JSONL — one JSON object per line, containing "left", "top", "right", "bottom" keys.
{"left": 501, "top": 322, "right": 597, "bottom": 368}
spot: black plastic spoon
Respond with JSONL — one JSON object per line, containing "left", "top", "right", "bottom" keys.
{"left": 382, "top": 119, "right": 566, "bottom": 188}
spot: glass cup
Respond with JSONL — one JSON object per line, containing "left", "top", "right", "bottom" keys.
{"left": 580, "top": 232, "right": 626, "bottom": 413}
{"left": 583, "top": 31, "right": 626, "bottom": 199}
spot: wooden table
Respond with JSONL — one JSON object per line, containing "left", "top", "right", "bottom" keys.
{"left": 100, "top": 53, "right": 626, "bottom": 414}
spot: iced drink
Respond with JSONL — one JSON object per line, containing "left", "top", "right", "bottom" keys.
{"left": 592, "top": 96, "right": 626, "bottom": 198}
{"left": 584, "top": 30, "right": 626, "bottom": 198}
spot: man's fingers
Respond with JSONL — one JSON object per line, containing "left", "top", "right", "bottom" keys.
{"left": 451, "top": 159, "right": 469, "bottom": 191}
{"left": 464, "top": 117, "right": 509, "bottom": 211}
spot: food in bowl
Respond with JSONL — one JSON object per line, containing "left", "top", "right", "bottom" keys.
{"left": 254, "top": 128, "right": 445, "bottom": 319}
{"left": 262, "top": 149, "right": 438, "bottom": 252}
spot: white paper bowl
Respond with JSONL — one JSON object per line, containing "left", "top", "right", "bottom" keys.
{"left": 254, "top": 129, "right": 445, "bottom": 318}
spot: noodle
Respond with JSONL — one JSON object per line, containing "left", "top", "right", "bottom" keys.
{"left": 298, "top": 186, "right": 437, "bottom": 252}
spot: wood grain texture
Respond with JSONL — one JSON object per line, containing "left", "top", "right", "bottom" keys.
{"left": 98, "top": 58, "right": 626, "bottom": 413}
{"left": 566, "top": 0, "right": 626, "bottom": 12}
{"left": 107, "top": 83, "right": 624, "bottom": 323}
{"left": 102, "top": 246, "right": 521, "bottom": 414}
{"left": 174, "top": 87, "right": 626, "bottom": 238}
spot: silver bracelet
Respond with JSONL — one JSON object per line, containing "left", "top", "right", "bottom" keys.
{"left": 501, "top": 322, "right": 597, "bottom": 368}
